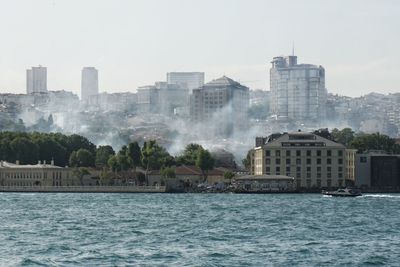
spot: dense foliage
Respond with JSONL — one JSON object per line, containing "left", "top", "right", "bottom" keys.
{"left": 0, "top": 132, "right": 96, "bottom": 166}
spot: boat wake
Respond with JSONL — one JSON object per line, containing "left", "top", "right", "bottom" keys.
{"left": 362, "top": 194, "right": 400, "bottom": 198}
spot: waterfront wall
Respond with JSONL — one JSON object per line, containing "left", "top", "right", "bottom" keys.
{"left": 0, "top": 185, "right": 166, "bottom": 193}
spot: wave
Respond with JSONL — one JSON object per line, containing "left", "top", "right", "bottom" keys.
{"left": 362, "top": 194, "right": 400, "bottom": 198}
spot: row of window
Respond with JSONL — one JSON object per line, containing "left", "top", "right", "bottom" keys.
{"left": 0, "top": 171, "right": 64, "bottom": 179}
{"left": 266, "top": 149, "right": 343, "bottom": 157}
{"left": 295, "top": 179, "right": 344, "bottom": 188}
{"left": 266, "top": 158, "right": 343, "bottom": 165}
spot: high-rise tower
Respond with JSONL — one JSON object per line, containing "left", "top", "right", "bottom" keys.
{"left": 81, "top": 67, "right": 99, "bottom": 101}
{"left": 270, "top": 55, "right": 327, "bottom": 122}
{"left": 26, "top": 66, "right": 47, "bottom": 94}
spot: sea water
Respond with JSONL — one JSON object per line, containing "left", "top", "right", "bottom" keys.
{"left": 0, "top": 193, "right": 399, "bottom": 266}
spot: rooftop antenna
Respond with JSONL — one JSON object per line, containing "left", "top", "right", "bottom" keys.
{"left": 292, "top": 41, "right": 295, "bottom": 56}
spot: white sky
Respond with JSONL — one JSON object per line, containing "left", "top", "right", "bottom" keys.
{"left": 0, "top": 0, "right": 399, "bottom": 97}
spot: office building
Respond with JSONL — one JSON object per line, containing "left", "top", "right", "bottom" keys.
{"left": 270, "top": 55, "right": 327, "bottom": 121}
{"left": 190, "top": 76, "right": 249, "bottom": 135}
{"left": 167, "top": 72, "right": 205, "bottom": 92}
{"left": 81, "top": 67, "right": 99, "bottom": 102}
{"left": 26, "top": 66, "right": 47, "bottom": 94}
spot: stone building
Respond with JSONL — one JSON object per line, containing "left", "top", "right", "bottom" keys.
{"left": 0, "top": 160, "right": 77, "bottom": 187}
{"left": 250, "top": 132, "right": 356, "bottom": 189}
{"left": 270, "top": 55, "right": 327, "bottom": 122}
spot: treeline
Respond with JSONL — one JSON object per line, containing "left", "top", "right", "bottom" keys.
{"left": 0, "top": 132, "right": 95, "bottom": 166}
{"left": 0, "top": 132, "right": 216, "bottom": 175}
{"left": 313, "top": 128, "right": 400, "bottom": 153}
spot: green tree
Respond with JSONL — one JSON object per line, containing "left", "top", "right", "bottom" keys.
{"left": 176, "top": 143, "right": 204, "bottom": 165}
{"left": 108, "top": 155, "right": 120, "bottom": 172}
{"left": 69, "top": 149, "right": 95, "bottom": 167}
{"left": 350, "top": 132, "right": 397, "bottom": 153}
{"left": 331, "top": 128, "right": 355, "bottom": 147}
{"left": 127, "top": 141, "right": 142, "bottom": 172}
{"left": 160, "top": 166, "right": 176, "bottom": 179}
{"left": 141, "top": 140, "right": 174, "bottom": 183}
{"left": 10, "top": 137, "right": 39, "bottom": 164}
{"left": 242, "top": 150, "right": 252, "bottom": 170}
{"left": 34, "top": 136, "right": 67, "bottom": 166}
{"left": 72, "top": 167, "right": 90, "bottom": 186}
{"left": 224, "top": 171, "right": 235, "bottom": 180}
{"left": 196, "top": 148, "right": 215, "bottom": 182}
{"left": 95, "top": 145, "right": 115, "bottom": 167}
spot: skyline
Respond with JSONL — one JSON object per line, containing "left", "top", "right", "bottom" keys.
{"left": 0, "top": 0, "right": 399, "bottom": 97}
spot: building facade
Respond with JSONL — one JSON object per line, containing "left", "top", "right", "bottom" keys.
{"left": 81, "top": 67, "right": 99, "bottom": 102}
{"left": 27, "top": 66, "right": 47, "bottom": 94}
{"left": 137, "top": 85, "right": 160, "bottom": 113}
{"left": 355, "top": 152, "right": 400, "bottom": 189}
{"left": 190, "top": 76, "right": 249, "bottom": 135}
{"left": 251, "top": 132, "right": 352, "bottom": 189}
{"left": 167, "top": 72, "right": 205, "bottom": 92}
{"left": 270, "top": 55, "right": 327, "bottom": 122}
{"left": 0, "top": 160, "right": 76, "bottom": 187}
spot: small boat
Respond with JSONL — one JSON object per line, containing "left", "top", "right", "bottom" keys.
{"left": 322, "top": 188, "right": 362, "bottom": 197}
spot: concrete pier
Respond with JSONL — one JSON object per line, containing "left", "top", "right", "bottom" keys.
{"left": 0, "top": 185, "right": 166, "bottom": 193}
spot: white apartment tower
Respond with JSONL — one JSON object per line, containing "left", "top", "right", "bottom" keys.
{"left": 167, "top": 72, "right": 205, "bottom": 92}
{"left": 81, "top": 67, "right": 99, "bottom": 101}
{"left": 270, "top": 55, "right": 327, "bottom": 122}
{"left": 26, "top": 66, "right": 47, "bottom": 94}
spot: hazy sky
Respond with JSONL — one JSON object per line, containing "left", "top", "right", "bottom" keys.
{"left": 0, "top": 0, "right": 399, "bottom": 97}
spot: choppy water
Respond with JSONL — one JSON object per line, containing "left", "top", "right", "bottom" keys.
{"left": 0, "top": 193, "right": 400, "bottom": 266}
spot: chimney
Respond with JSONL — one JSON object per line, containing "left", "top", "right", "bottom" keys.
{"left": 16, "top": 160, "right": 20, "bottom": 165}
{"left": 38, "top": 160, "right": 41, "bottom": 165}
{"left": 51, "top": 159, "right": 54, "bottom": 166}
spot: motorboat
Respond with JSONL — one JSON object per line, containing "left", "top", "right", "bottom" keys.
{"left": 322, "top": 188, "right": 362, "bottom": 197}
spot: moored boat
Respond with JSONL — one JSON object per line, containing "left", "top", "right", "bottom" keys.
{"left": 322, "top": 188, "right": 362, "bottom": 197}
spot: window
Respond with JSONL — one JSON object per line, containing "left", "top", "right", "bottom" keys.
{"left": 296, "top": 158, "right": 301, "bottom": 165}
{"left": 327, "top": 158, "right": 331, "bottom": 165}
{"left": 306, "top": 167, "right": 311, "bottom": 172}
{"left": 317, "top": 172, "right": 321, "bottom": 178}
{"left": 275, "top": 167, "right": 280, "bottom": 173}
{"left": 296, "top": 172, "right": 301, "bottom": 178}
{"left": 307, "top": 150, "right": 311, "bottom": 157}
{"left": 317, "top": 150, "right": 321, "bottom": 156}
{"left": 306, "top": 173, "right": 311, "bottom": 178}
{"left": 286, "top": 158, "right": 291, "bottom": 165}
{"left": 266, "top": 167, "right": 270, "bottom": 172}
{"left": 275, "top": 158, "right": 281, "bottom": 165}
{"left": 338, "top": 158, "right": 343, "bottom": 165}
{"left": 338, "top": 150, "right": 343, "bottom": 157}
{"left": 296, "top": 150, "right": 301, "bottom": 157}
{"left": 327, "top": 150, "right": 332, "bottom": 157}
{"left": 286, "top": 166, "right": 291, "bottom": 172}
{"left": 327, "top": 166, "right": 332, "bottom": 172}
{"left": 338, "top": 167, "right": 343, "bottom": 172}
{"left": 286, "top": 150, "right": 291, "bottom": 157}
{"left": 276, "top": 150, "right": 281, "bottom": 157}
{"left": 317, "top": 179, "right": 321, "bottom": 188}
{"left": 296, "top": 166, "right": 301, "bottom": 172}
{"left": 317, "top": 158, "right": 321, "bottom": 165}
{"left": 306, "top": 158, "right": 311, "bottom": 165}
{"left": 266, "top": 150, "right": 271, "bottom": 157}
{"left": 339, "top": 173, "right": 343, "bottom": 178}
{"left": 266, "top": 158, "right": 271, "bottom": 165}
